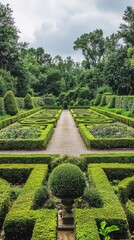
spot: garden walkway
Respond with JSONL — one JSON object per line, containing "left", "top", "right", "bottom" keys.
{"left": 0, "top": 110, "right": 134, "bottom": 156}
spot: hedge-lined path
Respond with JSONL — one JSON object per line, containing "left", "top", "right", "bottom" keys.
{"left": 0, "top": 110, "right": 134, "bottom": 155}
{"left": 45, "top": 109, "right": 89, "bottom": 156}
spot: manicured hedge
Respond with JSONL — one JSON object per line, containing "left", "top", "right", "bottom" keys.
{"left": 80, "top": 153, "right": 134, "bottom": 170}
{"left": 70, "top": 108, "right": 115, "bottom": 126}
{"left": 0, "top": 178, "right": 10, "bottom": 227}
{"left": 0, "top": 124, "right": 54, "bottom": 150}
{"left": 0, "top": 107, "right": 42, "bottom": 129}
{"left": 3, "top": 164, "right": 57, "bottom": 240}
{"left": 75, "top": 163, "right": 129, "bottom": 239}
{"left": 79, "top": 124, "right": 95, "bottom": 148}
{"left": 19, "top": 109, "right": 62, "bottom": 127}
{"left": 91, "top": 106, "right": 134, "bottom": 127}
{"left": 79, "top": 122, "right": 134, "bottom": 149}
{"left": 0, "top": 154, "right": 59, "bottom": 168}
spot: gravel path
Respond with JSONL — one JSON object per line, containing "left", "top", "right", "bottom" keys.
{"left": 0, "top": 110, "right": 134, "bottom": 156}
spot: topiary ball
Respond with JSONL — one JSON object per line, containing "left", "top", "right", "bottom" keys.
{"left": 48, "top": 163, "right": 85, "bottom": 199}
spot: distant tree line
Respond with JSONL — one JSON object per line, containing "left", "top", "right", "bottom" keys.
{"left": 0, "top": 3, "right": 134, "bottom": 106}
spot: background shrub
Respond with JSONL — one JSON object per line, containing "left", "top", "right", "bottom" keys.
{"left": 82, "top": 187, "right": 103, "bottom": 208}
{"left": 24, "top": 93, "right": 34, "bottom": 109}
{"left": 94, "top": 94, "right": 102, "bottom": 106}
{"left": 33, "top": 186, "right": 49, "bottom": 209}
{"left": 3, "top": 91, "right": 18, "bottom": 115}
{"left": 48, "top": 163, "right": 85, "bottom": 199}
{"left": 108, "top": 96, "right": 115, "bottom": 108}
{"left": 127, "top": 181, "right": 134, "bottom": 199}
{"left": 99, "top": 95, "right": 106, "bottom": 106}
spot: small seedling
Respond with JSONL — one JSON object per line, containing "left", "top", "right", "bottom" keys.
{"left": 99, "top": 220, "right": 119, "bottom": 240}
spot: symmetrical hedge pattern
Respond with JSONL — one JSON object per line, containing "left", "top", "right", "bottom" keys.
{"left": 0, "top": 164, "right": 57, "bottom": 240}
{"left": 75, "top": 163, "right": 134, "bottom": 239}
{"left": 0, "top": 109, "right": 62, "bottom": 149}
{"left": 1, "top": 159, "right": 134, "bottom": 239}
{"left": 71, "top": 108, "right": 134, "bottom": 149}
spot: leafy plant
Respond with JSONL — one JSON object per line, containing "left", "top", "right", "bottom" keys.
{"left": 99, "top": 221, "right": 119, "bottom": 240}
{"left": 0, "top": 123, "right": 40, "bottom": 139}
{"left": 90, "top": 123, "right": 134, "bottom": 138}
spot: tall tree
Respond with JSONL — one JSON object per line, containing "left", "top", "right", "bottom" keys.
{"left": 74, "top": 29, "right": 105, "bottom": 68}
{"left": 0, "top": 3, "right": 20, "bottom": 71}
{"left": 119, "top": 6, "right": 134, "bottom": 46}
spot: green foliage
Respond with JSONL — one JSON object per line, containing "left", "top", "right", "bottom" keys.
{"left": 0, "top": 97, "right": 4, "bottom": 115}
{"left": 90, "top": 123, "right": 134, "bottom": 138}
{"left": 0, "top": 178, "right": 10, "bottom": 227}
{"left": 33, "top": 186, "right": 49, "bottom": 209}
{"left": 3, "top": 91, "right": 18, "bottom": 115}
{"left": 99, "top": 221, "right": 119, "bottom": 240}
{"left": 119, "top": 6, "right": 134, "bottom": 46}
{"left": 10, "top": 188, "right": 22, "bottom": 201}
{"left": 82, "top": 187, "right": 103, "bottom": 208}
{"left": 0, "top": 123, "right": 40, "bottom": 139}
{"left": 24, "top": 93, "right": 34, "bottom": 109}
{"left": 108, "top": 96, "right": 115, "bottom": 108}
{"left": 3, "top": 164, "right": 57, "bottom": 240}
{"left": 63, "top": 101, "right": 68, "bottom": 109}
{"left": 48, "top": 163, "right": 85, "bottom": 199}
{"left": 51, "top": 155, "right": 82, "bottom": 170}
{"left": 0, "top": 3, "right": 19, "bottom": 72}
{"left": 100, "top": 95, "right": 106, "bottom": 106}
{"left": 0, "top": 69, "right": 17, "bottom": 96}
{"left": 94, "top": 94, "right": 102, "bottom": 106}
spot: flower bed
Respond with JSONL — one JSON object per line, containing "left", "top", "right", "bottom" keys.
{"left": 89, "top": 123, "right": 134, "bottom": 138}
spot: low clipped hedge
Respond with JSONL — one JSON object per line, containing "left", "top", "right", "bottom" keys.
{"left": 79, "top": 123, "right": 134, "bottom": 149}
{"left": 0, "top": 107, "right": 42, "bottom": 129}
{"left": 75, "top": 163, "right": 129, "bottom": 239}
{"left": 19, "top": 109, "right": 62, "bottom": 127}
{"left": 70, "top": 108, "right": 114, "bottom": 126}
{"left": 3, "top": 164, "right": 57, "bottom": 240}
{"left": 91, "top": 106, "right": 134, "bottom": 127}
{"left": 0, "top": 154, "right": 59, "bottom": 168}
{"left": 0, "top": 178, "right": 10, "bottom": 227}
{"left": 0, "top": 124, "right": 54, "bottom": 150}
{"left": 80, "top": 153, "right": 134, "bottom": 171}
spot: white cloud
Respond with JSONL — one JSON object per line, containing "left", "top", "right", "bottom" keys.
{"left": 1, "top": 0, "right": 134, "bottom": 59}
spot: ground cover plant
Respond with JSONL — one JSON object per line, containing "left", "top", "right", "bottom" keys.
{"left": 0, "top": 123, "right": 40, "bottom": 139}
{"left": 89, "top": 123, "right": 134, "bottom": 138}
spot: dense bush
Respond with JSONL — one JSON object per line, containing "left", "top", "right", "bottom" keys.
{"left": 48, "top": 163, "right": 85, "bottom": 199}
{"left": 33, "top": 186, "right": 49, "bottom": 209}
{"left": 108, "top": 96, "right": 115, "bottom": 108}
{"left": 99, "top": 95, "right": 106, "bottom": 106}
{"left": 94, "top": 94, "right": 102, "bottom": 106}
{"left": 3, "top": 91, "right": 18, "bottom": 115}
{"left": 82, "top": 187, "right": 103, "bottom": 208}
{"left": 0, "top": 98, "right": 4, "bottom": 115}
{"left": 63, "top": 101, "right": 68, "bottom": 109}
{"left": 24, "top": 93, "right": 34, "bottom": 109}
{"left": 127, "top": 181, "right": 134, "bottom": 199}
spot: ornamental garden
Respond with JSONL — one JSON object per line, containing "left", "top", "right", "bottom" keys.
{"left": 1, "top": 92, "right": 134, "bottom": 239}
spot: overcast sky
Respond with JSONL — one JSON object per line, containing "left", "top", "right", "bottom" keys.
{"left": 1, "top": 0, "right": 134, "bottom": 60}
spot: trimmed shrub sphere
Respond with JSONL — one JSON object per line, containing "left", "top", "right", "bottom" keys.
{"left": 48, "top": 163, "right": 86, "bottom": 199}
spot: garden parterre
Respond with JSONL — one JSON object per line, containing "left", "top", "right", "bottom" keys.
{"left": 0, "top": 109, "right": 62, "bottom": 150}
{"left": 1, "top": 156, "right": 134, "bottom": 239}
{"left": 71, "top": 108, "right": 134, "bottom": 149}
